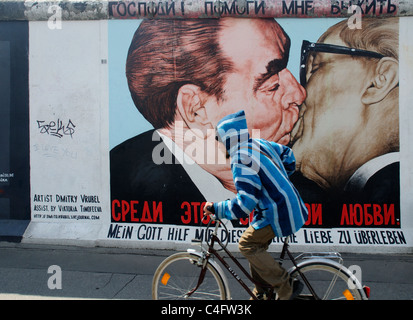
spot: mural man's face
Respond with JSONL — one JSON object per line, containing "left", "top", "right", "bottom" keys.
{"left": 207, "top": 19, "right": 306, "bottom": 145}
{"left": 291, "top": 32, "right": 377, "bottom": 188}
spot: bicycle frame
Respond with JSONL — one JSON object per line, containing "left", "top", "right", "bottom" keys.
{"left": 186, "top": 220, "right": 321, "bottom": 300}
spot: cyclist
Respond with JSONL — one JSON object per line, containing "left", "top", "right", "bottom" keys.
{"left": 204, "top": 110, "right": 308, "bottom": 300}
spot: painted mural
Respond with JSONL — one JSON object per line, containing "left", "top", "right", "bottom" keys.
{"left": 108, "top": 16, "right": 406, "bottom": 249}
{"left": 1, "top": 1, "right": 409, "bottom": 251}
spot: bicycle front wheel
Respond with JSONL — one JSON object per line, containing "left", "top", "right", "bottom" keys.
{"left": 289, "top": 260, "right": 366, "bottom": 300}
{"left": 152, "top": 252, "right": 228, "bottom": 300}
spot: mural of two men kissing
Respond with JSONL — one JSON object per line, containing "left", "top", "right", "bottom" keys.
{"left": 110, "top": 17, "right": 400, "bottom": 240}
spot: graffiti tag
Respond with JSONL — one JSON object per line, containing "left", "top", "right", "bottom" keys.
{"left": 37, "top": 119, "right": 76, "bottom": 138}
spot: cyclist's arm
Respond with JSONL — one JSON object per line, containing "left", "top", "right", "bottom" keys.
{"left": 213, "top": 153, "right": 261, "bottom": 221}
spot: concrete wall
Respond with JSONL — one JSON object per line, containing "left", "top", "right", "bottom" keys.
{"left": 2, "top": 1, "right": 413, "bottom": 20}
{"left": 1, "top": 1, "right": 413, "bottom": 253}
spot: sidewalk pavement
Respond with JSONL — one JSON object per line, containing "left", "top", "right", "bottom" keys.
{"left": 0, "top": 241, "right": 412, "bottom": 300}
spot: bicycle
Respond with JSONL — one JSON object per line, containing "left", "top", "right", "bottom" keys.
{"left": 152, "top": 216, "right": 370, "bottom": 300}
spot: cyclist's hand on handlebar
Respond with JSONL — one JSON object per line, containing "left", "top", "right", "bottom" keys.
{"left": 203, "top": 202, "right": 215, "bottom": 217}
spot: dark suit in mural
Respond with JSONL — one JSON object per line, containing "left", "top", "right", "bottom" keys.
{"left": 110, "top": 130, "right": 206, "bottom": 226}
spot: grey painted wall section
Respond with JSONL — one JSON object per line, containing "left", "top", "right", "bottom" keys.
{"left": 1, "top": 0, "right": 413, "bottom": 21}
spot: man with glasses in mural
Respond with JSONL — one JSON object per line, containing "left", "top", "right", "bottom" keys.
{"left": 110, "top": 18, "right": 306, "bottom": 226}
{"left": 291, "top": 18, "right": 400, "bottom": 226}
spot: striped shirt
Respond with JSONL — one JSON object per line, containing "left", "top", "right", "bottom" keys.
{"left": 213, "top": 110, "right": 308, "bottom": 237}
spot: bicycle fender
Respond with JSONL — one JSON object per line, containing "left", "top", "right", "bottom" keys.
{"left": 187, "top": 249, "right": 231, "bottom": 300}
{"left": 287, "top": 258, "right": 368, "bottom": 300}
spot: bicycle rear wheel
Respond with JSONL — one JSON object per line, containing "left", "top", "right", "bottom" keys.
{"left": 289, "top": 260, "right": 366, "bottom": 300}
{"left": 152, "top": 252, "right": 227, "bottom": 300}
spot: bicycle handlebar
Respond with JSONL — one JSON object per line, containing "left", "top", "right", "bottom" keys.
{"left": 205, "top": 205, "right": 215, "bottom": 213}
{"left": 205, "top": 205, "right": 217, "bottom": 221}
